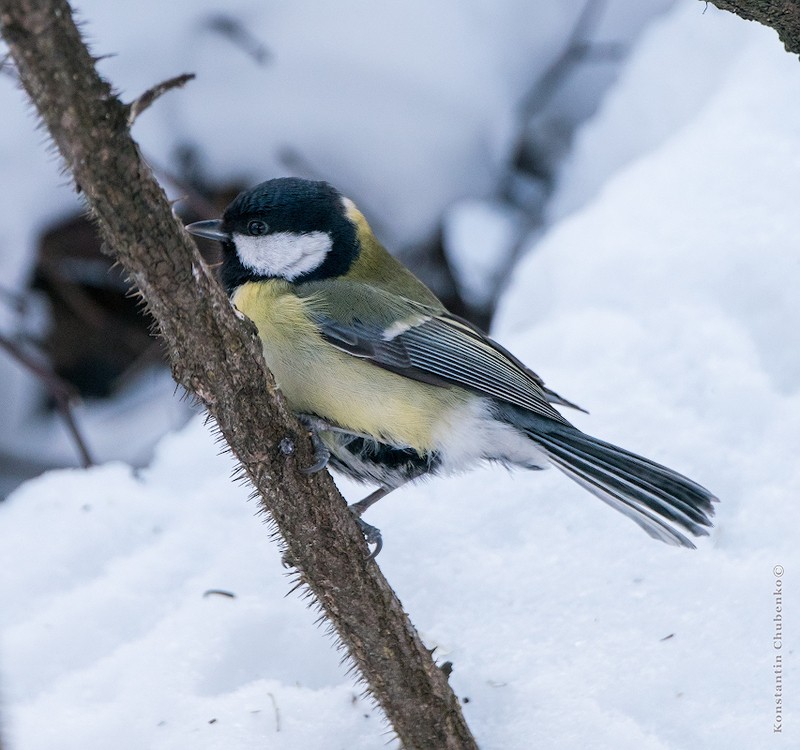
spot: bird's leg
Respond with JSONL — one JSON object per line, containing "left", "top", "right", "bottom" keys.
{"left": 351, "top": 485, "right": 393, "bottom": 516}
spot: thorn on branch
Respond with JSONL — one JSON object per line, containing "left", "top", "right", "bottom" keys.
{"left": 0, "top": 50, "right": 17, "bottom": 79}
{"left": 126, "top": 72, "right": 196, "bottom": 126}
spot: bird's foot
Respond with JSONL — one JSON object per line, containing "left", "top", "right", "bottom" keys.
{"left": 353, "top": 513, "right": 383, "bottom": 560}
{"left": 348, "top": 486, "right": 393, "bottom": 559}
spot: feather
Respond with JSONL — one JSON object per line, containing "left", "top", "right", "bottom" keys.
{"left": 504, "top": 413, "right": 716, "bottom": 547}
{"left": 297, "top": 281, "right": 576, "bottom": 424}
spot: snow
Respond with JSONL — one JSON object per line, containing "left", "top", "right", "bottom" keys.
{"left": 2, "top": 1, "right": 799, "bottom": 748}
{"left": 442, "top": 198, "right": 522, "bottom": 312}
{"left": 546, "top": 0, "right": 753, "bottom": 222}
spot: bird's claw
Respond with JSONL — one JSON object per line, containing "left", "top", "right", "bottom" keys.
{"left": 300, "top": 438, "right": 330, "bottom": 474}
{"left": 296, "top": 415, "right": 331, "bottom": 474}
{"left": 354, "top": 515, "right": 383, "bottom": 560}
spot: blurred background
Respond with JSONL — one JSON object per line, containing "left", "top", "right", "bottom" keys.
{"left": 1, "top": 0, "right": 676, "bottom": 496}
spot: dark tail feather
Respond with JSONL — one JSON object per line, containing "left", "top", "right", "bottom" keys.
{"left": 531, "top": 428, "right": 717, "bottom": 548}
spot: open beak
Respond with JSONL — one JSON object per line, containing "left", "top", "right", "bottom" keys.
{"left": 185, "top": 219, "right": 230, "bottom": 242}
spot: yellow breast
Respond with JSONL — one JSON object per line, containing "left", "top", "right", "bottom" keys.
{"left": 232, "top": 281, "right": 466, "bottom": 452}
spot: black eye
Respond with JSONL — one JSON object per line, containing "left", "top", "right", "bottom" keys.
{"left": 247, "top": 220, "right": 268, "bottom": 236}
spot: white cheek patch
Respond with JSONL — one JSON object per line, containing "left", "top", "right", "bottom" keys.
{"left": 234, "top": 231, "right": 332, "bottom": 280}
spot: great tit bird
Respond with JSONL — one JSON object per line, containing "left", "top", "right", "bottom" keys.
{"left": 186, "top": 177, "right": 716, "bottom": 553}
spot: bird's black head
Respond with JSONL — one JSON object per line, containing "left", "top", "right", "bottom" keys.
{"left": 186, "top": 177, "right": 359, "bottom": 294}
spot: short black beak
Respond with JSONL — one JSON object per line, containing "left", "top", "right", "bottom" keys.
{"left": 185, "top": 219, "right": 230, "bottom": 242}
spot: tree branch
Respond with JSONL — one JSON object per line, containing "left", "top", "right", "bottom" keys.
{"left": 0, "top": 1, "right": 478, "bottom": 747}
{"left": 702, "top": 0, "right": 800, "bottom": 55}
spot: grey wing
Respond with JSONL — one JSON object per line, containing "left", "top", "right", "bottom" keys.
{"left": 312, "top": 308, "right": 575, "bottom": 426}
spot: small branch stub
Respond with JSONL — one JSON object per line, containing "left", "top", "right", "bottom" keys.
{"left": 127, "top": 72, "right": 195, "bottom": 125}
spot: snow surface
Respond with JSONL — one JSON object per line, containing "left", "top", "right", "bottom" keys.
{"left": 2, "top": 1, "right": 800, "bottom": 748}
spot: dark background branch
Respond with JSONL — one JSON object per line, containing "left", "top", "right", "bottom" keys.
{"left": 0, "top": 0, "right": 477, "bottom": 747}
{"left": 702, "top": 0, "right": 800, "bottom": 55}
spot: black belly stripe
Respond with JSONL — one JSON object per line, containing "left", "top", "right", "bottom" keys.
{"left": 328, "top": 436, "right": 441, "bottom": 487}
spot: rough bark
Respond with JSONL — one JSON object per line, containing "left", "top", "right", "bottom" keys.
{"left": 0, "top": 1, "right": 478, "bottom": 747}
{"left": 702, "top": 0, "right": 800, "bottom": 55}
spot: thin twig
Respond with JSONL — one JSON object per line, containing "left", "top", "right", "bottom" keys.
{"left": 0, "top": 334, "right": 94, "bottom": 467}
{"left": 203, "top": 13, "right": 271, "bottom": 65}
